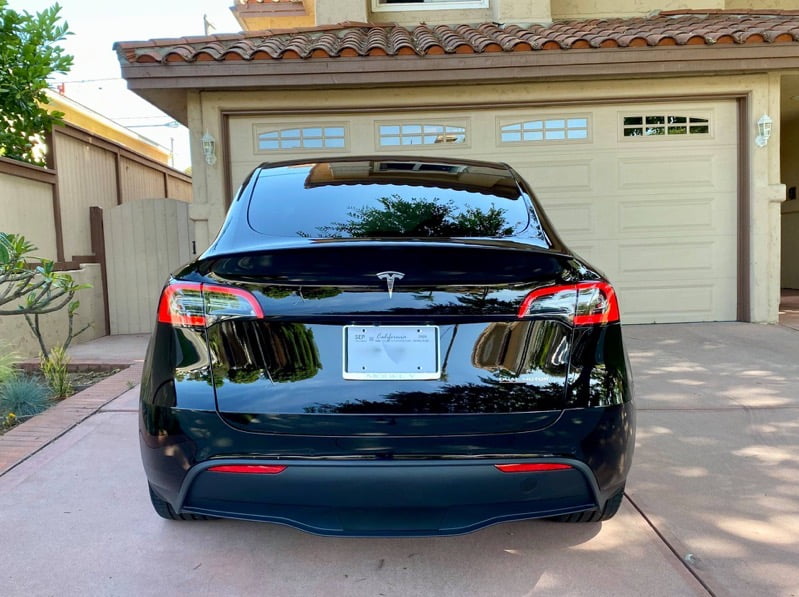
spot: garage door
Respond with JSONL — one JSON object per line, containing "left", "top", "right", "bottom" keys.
{"left": 228, "top": 100, "right": 738, "bottom": 324}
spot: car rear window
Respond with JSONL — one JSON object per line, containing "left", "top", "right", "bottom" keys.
{"left": 246, "top": 160, "right": 531, "bottom": 239}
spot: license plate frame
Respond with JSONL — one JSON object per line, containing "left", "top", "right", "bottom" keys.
{"left": 343, "top": 325, "right": 441, "bottom": 380}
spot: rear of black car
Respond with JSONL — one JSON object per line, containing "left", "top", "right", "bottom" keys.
{"left": 140, "top": 157, "right": 634, "bottom": 535}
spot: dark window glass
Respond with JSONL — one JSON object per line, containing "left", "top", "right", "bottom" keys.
{"left": 247, "top": 161, "right": 531, "bottom": 239}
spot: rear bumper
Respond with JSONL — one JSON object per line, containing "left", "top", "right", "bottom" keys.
{"left": 142, "top": 399, "right": 635, "bottom": 534}
{"left": 173, "top": 458, "right": 603, "bottom": 536}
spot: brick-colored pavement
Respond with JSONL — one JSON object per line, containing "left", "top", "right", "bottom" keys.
{"left": 0, "top": 362, "right": 143, "bottom": 476}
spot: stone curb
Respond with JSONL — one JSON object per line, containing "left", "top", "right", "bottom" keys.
{"left": 0, "top": 362, "right": 143, "bottom": 477}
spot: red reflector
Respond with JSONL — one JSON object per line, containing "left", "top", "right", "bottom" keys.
{"left": 495, "top": 463, "right": 573, "bottom": 473}
{"left": 207, "top": 465, "right": 287, "bottom": 475}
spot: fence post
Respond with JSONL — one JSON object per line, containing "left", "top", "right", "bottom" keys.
{"left": 89, "top": 206, "right": 111, "bottom": 336}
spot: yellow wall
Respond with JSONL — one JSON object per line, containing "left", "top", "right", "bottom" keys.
{"left": 235, "top": 0, "right": 316, "bottom": 30}
{"left": 45, "top": 93, "right": 169, "bottom": 164}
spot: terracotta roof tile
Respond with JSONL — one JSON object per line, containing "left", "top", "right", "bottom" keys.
{"left": 115, "top": 12, "right": 799, "bottom": 64}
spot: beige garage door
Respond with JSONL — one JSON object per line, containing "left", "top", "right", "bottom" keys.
{"left": 228, "top": 100, "right": 738, "bottom": 324}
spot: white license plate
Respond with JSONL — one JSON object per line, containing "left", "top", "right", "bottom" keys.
{"left": 343, "top": 325, "right": 441, "bottom": 380}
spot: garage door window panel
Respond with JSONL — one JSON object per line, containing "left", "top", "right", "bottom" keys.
{"left": 377, "top": 121, "right": 469, "bottom": 150}
{"left": 499, "top": 116, "right": 591, "bottom": 144}
{"left": 255, "top": 124, "right": 348, "bottom": 152}
{"left": 622, "top": 114, "right": 711, "bottom": 138}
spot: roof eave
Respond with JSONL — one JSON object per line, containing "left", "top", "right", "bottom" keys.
{"left": 120, "top": 44, "right": 799, "bottom": 92}
{"left": 119, "top": 44, "right": 799, "bottom": 125}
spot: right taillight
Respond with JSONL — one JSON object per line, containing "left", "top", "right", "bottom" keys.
{"left": 157, "top": 281, "right": 263, "bottom": 327}
{"left": 518, "top": 281, "right": 620, "bottom": 325}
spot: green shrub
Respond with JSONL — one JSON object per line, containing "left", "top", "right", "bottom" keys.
{"left": 40, "top": 345, "right": 72, "bottom": 399}
{"left": 0, "top": 341, "right": 19, "bottom": 386}
{"left": 0, "top": 376, "right": 51, "bottom": 420}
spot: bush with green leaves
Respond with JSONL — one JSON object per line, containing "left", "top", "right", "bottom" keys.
{"left": 40, "top": 344, "right": 71, "bottom": 399}
{"left": 0, "top": 0, "right": 72, "bottom": 166}
{"left": 0, "top": 375, "right": 51, "bottom": 421}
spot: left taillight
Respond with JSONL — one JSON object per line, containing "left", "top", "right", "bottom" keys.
{"left": 157, "top": 281, "right": 264, "bottom": 327}
{"left": 518, "top": 281, "right": 620, "bottom": 325}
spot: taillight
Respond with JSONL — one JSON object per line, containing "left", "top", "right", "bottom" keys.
{"left": 495, "top": 463, "right": 573, "bottom": 473}
{"left": 518, "top": 281, "right": 620, "bottom": 325}
{"left": 207, "top": 464, "right": 286, "bottom": 474}
{"left": 157, "top": 281, "right": 263, "bottom": 327}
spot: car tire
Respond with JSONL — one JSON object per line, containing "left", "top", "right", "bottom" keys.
{"left": 551, "top": 486, "right": 625, "bottom": 523}
{"left": 148, "top": 484, "right": 216, "bottom": 521}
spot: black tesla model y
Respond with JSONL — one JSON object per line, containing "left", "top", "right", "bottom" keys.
{"left": 141, "top": 156, "right": 634, "bottom": 536}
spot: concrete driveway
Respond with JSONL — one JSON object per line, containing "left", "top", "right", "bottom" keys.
{"left": 1, "top": 323, "right": 797, "bottom": 597}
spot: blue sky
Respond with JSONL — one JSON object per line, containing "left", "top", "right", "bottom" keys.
{"left": 7, "top": 1, "right": 243, "bottom": 169}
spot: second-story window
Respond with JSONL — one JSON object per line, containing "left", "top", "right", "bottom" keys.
{"left": 373, "top": 0, "right": 489, "bottom": 11}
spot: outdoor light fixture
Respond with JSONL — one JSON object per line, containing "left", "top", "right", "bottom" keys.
{"left": 755, "top": 114, "right": 773, "bottom": 148}
{"left": 202, "top": 132, "right": 217, "bottom": 166}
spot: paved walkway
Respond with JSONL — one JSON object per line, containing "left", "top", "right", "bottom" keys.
{"left": 0, "top": 362, "right": 142, "bottom": 476}
{"left": 1, "top": 323, "right": 797, "bottom": 596}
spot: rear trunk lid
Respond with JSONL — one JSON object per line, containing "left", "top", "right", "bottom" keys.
{"left": 203, "top": 240, "right": 577, "bottom": 437}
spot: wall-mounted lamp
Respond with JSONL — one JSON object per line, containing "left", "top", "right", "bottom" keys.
{"left": 202, "top": 132, "right": 217, "bottom": 166}
{"left": 755, "top": 114, "right": 773, "bottom": 148}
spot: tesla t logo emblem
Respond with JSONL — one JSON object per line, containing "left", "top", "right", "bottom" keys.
{"left": 376, "top": 271, "right": 404, "bottom": 299}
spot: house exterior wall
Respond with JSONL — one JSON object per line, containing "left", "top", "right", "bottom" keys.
{"left": 189, "top": 72, "right": 784, "bottom": 322}
{"left": 237, "top": 1, "right": 795, "bottom": 30}
{"left": 233, "top": 0, "right": 316, "bottom": 30}
{"left": 726, "top": 0, "right": 799, "bottom": 9}
{"left": 317, "top": 0, "right": 367, "bottom": 23}
{"left": 362, "top": 1, "right": 549, "bottom": 26}
{"left": 550, "top": 0, "right": 724, "bottom": 19}
{"left": 492, "top": 0, "right": 551, "bottom": 23}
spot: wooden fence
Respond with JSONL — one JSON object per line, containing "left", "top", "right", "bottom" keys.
{"left": 0, "top": 121, "right": 191, "bottom": 352}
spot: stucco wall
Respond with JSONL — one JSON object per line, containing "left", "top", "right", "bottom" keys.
{"left": 0, "top": 264, "right": 105, "bottom": 358}
{"left": 189, "top": 71, "right": 783, "bottom": 323}
{"left": 551, "top": 0, "right": 723, "bottom": 19}
{"left": 726, "top": 0, "right": 799, "bottom": 9}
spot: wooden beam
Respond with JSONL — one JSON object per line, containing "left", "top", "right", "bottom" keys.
{"left": 89, "top": 206, "right": 111, "bottom": 336}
